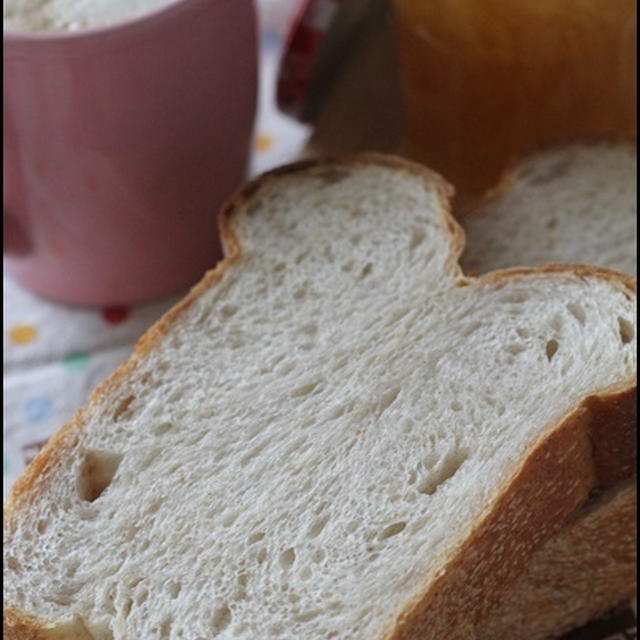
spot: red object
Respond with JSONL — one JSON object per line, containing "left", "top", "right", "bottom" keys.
{"left": 277, "top": 0, "right": 342, "bottom": 118}
{"left": 102, "top": 306, "right": 131, "bottom": 325}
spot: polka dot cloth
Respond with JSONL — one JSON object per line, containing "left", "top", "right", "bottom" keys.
{"left": 102, "top": 305, "right": 131, "bottom": 325}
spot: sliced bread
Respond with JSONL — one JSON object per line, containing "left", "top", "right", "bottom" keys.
{"left": 3, "top": 155, "right": 637, "bottom": 640}
{"left": 458, "top": 140, "right": 637, "bottom": 638}
{"left": 460, "top": 141, "right": 637, "bottom": 276}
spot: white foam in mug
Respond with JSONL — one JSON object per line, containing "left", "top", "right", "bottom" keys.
{"left": 4, "top": 0, "right": 177, "bottom": 32}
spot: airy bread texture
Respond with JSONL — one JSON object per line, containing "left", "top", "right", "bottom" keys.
{"left": 461, "top": 141, "right": 637, "bottom": 276}
{"left": 459, "top": 140, "right": 637, "bottom": 638}
{"left": 3, "top": 156, "right": 637, "bottom": 640}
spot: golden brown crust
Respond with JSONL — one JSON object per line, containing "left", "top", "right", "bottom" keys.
{"left": 476, "top": 481, "right": 636, "bottom": 640}
{"left": 3, "top": 154, "right": 636, "bottom": 638}
{"left": 384, "top": 380, "right": 636, "bottom": 640}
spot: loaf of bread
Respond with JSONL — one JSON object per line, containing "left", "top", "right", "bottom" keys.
{"left": 3, "top": 155, "right": 636, "bottom": 640}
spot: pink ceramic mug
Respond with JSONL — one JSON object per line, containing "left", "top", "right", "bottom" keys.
{"left": 3, "top": 0, "right": 257, "bottom": 306}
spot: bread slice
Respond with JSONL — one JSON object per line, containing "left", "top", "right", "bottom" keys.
{"left": 3, "top": 155, "right": 636, "bottom": 640}
{"left": 458, "top": 140, "right": 637, "bottom": 637}
{"left": 460, "top": 141, "right": 637, "bottom": 277}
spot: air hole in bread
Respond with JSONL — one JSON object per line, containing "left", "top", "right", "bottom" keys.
{"left": 280, "top": 547, "right": 296, "bottom": 569}
{"left": 503, "top": 292, "right": 528, "bottom": 304}
{"left": 247, "top": 531, "right": 265, "bottom": 545}
{"left": 159, "top": 616, "right": 173, "bottom": 636}
{"left": 43, "top": 593, "right": 72, "bottom": 606}
{"left": 291, "top": 380, "right": 320, "bottom": 397}
{"left": 307, "top": 515, "right": 329, "bottom": 538}
{"left": 408, "top": 228, "right": 426, "bottom": 250}
{"left": 377, "top": 386, "right": 401, "bottom": 416}
{"left": 546, "top": 339, "right": 559, "bottom": 362}
{"left": 300, "top": 322, "right": 318, "bottom": 337}
{"left": 516, "top": 327, "right": 530, "bottom": 339}
{"left": 332, "top": 356, "right": 348, "bottom": 372}
{"left": 450, "top": 400, "right": 462, "bottom": 412}
{"left": 351, "top": 233, "right": 362, "bottom": 246}
{"left": 293, "top": 286, "right": 307, "bottom": 300}
{"left": 300, "top": 566, "right": 312, "bottom": 580}
{"left": 135, "top": 587, "right": 149, "bottom": 605}
{"left": 237, "top": 572, "right": 249, "bottom": 588}
{"left": 223, "top": 512, "right": 238, "bottom": 527}
{"left": 345, "top": 519, "right": 359, "bottom": 534}
{"left": 76, "top": 450, "right": 123, "bottom": 502}
{"left": 360, "top": 263, "right": 373, "bottom": 279}
{"left": 211, "top": 604, "right": 232, "bottom": 634}
{"left": 312, "top": 548, "right": 326, "bottom": 564}
{"left": 153, "top": 421, "right": 173, "bottom": 436}
{"left": 618, "top": 316, "right": 634, "bottom": 344}
{"left": 462, "top": 321, "right": 482, "bottom": 337}
{"left": 113, "top": 395, "right": 135, "bottom": 422}
{"left": 567, "top": 303, "right": 586, "bottom": 326}
{"left": 36, "top": 519, "right": 48, "bottom": 534}
{"left": 507, "top": 343, "right": 526, "bottom": 355}
{"left": 418, "top": 452, "right": 467, "bottom": 495}
{"left": 221, "top": 304, "right": 238, "bottom": 318}
{"left": 65, "top": 559, "right": 80, "bottom": 578}
{"left": 330, "top": 404, "right": 346, "bottom": 419}
{"left": 294, "top": 609, "right": 322, "bottom": 623}
{"left": 379, "top": 521, "right": 406, "bottom": 540}
{"left": 314, "top": 501, "right": 329, "bottom": 515}
{"left": 550, "top": 315, "right": 563, "bottom": 332}
{"left": 545, "top": 218, "right": 557, "bottom": 229}
{"left": 341, "top": 260, "right": 354, "bottom": 273}
{"left": 6, "top": 556, "right": 20, "bottom": 572}
{"left": 167, "top": 581, "right": 182, "bottom": 598}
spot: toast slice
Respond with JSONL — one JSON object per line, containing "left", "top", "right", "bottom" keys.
{"left": 4, "top": 155, "right": 636, "bottom": 640}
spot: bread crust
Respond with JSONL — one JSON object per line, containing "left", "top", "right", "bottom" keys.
{"left": 385, "top": 382, "right": 636, "bottom": 640}
{"left": 476, "top": 481, "right": 636, "bottom": 640}
{"left": 3, "top": 154, "right": 636, "bottom": 639}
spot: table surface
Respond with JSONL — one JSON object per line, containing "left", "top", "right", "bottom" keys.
{"left": 2, "top": 2, "right": 636, "bottom": 638}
